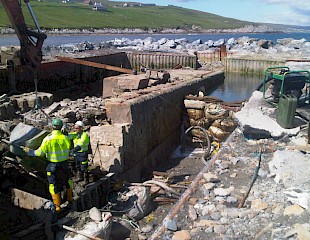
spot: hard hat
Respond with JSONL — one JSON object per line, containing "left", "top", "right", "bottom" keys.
{"left": 52, "top": 118, "right": 63, "bottom": 127}
{"left": 74, "top": 121, "right": 84, "bottom": 128}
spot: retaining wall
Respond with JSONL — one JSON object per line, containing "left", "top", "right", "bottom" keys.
{"left": 89, "top": 70, "right": 224, "bottom": 181}
{"left": 126, "top": 51, "right": 198, "bottom": 70}
{"left": 224, "top": 58, "right": 286, "bottom": 73}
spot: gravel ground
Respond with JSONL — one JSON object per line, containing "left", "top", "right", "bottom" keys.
{"left": 120, "top": 125, "right": 310, "bottom": 240}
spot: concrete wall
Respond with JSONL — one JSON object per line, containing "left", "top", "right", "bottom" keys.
{"left": 90, "top": 71, "right": 224, "bottom": 181}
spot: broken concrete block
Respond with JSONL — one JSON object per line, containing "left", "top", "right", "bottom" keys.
{"left": 102, "top": 76, "right": 119, "bottom": 98}
{"left": 44, "top": 102, "right": 61, "bottom": 115}
{"left": 89, "top": 207, "right": 102, "bottom": 222}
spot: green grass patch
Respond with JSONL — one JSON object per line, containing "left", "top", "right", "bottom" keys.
{"left": 0, "top": 2, "right": 254, "bottom": 30}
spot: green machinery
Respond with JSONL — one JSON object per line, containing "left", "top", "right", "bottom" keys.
{"left": 262, "top": 66, "right": 310, "bottom": 105}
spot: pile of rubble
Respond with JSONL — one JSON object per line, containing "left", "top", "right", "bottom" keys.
{"left": 154, "top": 129, "right": 310, "bottom": 240}
{"left": 141, "top": 91, "right": 310, "bottom": 240}
{"left": 38, "top": 96, "right": 108, "bottom": 128}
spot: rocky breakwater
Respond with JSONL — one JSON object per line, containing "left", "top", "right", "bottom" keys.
{"left": 44, "top": 36, "right": 310, "bottom": 63}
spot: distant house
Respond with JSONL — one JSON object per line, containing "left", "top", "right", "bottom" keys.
{"left": 92, "top": 2, "right": 106, "bottom": 11}
{"left": 122, "top": 2, "right": 156, "bottom": 7}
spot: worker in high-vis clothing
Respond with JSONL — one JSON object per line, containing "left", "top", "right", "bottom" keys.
{"left": 24, "top": 118, "right": 73, "bottom": 213}
{"left": 69, "top": 121, "right": 90, "bottom": 184}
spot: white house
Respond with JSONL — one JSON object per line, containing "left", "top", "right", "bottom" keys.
{"left": 92, "top": 2, "right": 106, "bottom": 11}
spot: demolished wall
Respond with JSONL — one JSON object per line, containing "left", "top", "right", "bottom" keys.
{"left": 90, "top": 70, "right": 224, "bottom": 181}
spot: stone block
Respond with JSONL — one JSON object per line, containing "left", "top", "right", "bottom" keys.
{"left": 89, "top": 124, "right": 127, "bottom": 146}
{"left": 102, "top": 76, "right": 120, "bottom": 98}
{"left": 105, "top": 100, "right": 132, "bottom": 124}
{"left": 90, "top": 124, "right": 130, "bottom": 173}
{"left": 118, "top": 76, "right": 149, "bottom": 90}
{"left": 92, "top": 145, "right": 123, "bottom": 173}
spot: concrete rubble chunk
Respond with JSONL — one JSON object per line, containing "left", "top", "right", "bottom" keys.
{"left": 230, "top": 173, "right": 237, "bottom": 178}
{"left": 172, "top": 230, "right": 191, "bottom": 240}
{"left": 213, "top": 225, "right": 226, "bottom": 234}
{"left": 235, "top": 91, "right": 300, "bottom": 139}
{"left": 188, "top": 205, "right": 198, "bottom": 221}
{"left": 89, "top": 207, "right": 102, "bottom": 222}
{"left": 203, "top": 172, "right": 219, "bottom": 183}
{"left": 269, "top": 150, "right": 310, "bottom": 189}
{"left": 226, "top": 196, "right": 238, "bottom": 203}
{"left": 203, "top": 183, "right": 215, "bottom": 191}
{"left": 164, "top": 219, "right": 178, "bottom": 231}
{"left": 295, "top": 224, "right": 310, "bottom": 240}
{"left": 251, "top": 199, "right": 268, "bottom": 211}
{"left": 44, "top": 102, "right": 61, "bottom": 115}
{"left": 283, "top": 204, "right": 305, "bottom": 216}
{"left": 283, "top": 188, "right": 310, "bottom": 209}
{"left": 214, "top": 187, "right": 234, "bottom": 196}
{"left": 141, "top": 224, "right": 153, "bottom": 233}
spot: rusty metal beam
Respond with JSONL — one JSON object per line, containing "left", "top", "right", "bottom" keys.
{"left": 56, "top": 56, "right": 133, "bottom": 74}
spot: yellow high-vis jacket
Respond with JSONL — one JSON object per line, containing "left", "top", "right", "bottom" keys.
{"left": 69, "top": 131, "right": 90, "bottom": 153}
{"left": 34, "top": 130, "right": 71, "bottom": 162}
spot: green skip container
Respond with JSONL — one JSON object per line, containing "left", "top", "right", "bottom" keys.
{"left": 276, "top": 94, "right": 297, "bottom": 129}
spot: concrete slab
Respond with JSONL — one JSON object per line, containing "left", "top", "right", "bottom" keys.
{"left": 235, "top": 91, "right": 300, "bottom": 139}
{"left": 11, "top": 188, "right": 50, "bottom": 210}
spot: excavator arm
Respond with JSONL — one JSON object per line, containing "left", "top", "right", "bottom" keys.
{"left": 1, "top": 0, "right": 47, "bottom": 68}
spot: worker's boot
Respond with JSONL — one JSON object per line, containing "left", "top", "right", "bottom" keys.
{"left": 51, "top": 193, "right": 62, "bottom": 212}
{"left": 66, "top": 188, "right": 73, "bottom": 204}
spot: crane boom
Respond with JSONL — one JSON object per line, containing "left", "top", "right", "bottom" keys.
{"left": 1, "top": 0, "right": 47, "bottom": 67}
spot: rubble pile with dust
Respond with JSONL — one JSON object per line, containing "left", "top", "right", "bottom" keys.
{"left": 25, "top": 96, "right": 108, "bottom": 129}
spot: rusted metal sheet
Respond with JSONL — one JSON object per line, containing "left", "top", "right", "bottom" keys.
{"left": 126, "top": 52, "right": 197, "bottom": 70}
{"left": 56, "top": 56, "right": 133, "bottom": 74}
{"left": 73, "top": 173, "right": 114, "bottom": 212}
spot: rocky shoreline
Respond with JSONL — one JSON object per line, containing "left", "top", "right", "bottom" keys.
{"left": 0, "top": 24, "right": 279, "bottom": 35}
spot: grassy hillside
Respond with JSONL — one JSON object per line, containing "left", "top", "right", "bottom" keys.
{"left": 0, "top": 1, "right": 254, "bottom": 30}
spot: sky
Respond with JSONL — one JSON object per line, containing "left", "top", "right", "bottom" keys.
{"left": 114, "top": 0, "right": 310, "bottom": 26}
